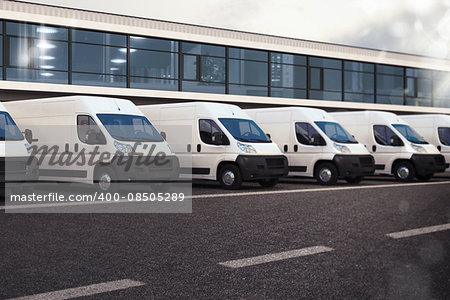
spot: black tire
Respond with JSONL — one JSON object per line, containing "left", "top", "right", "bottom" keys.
{"left": 218, "top": 164, "right": 243, "bottom": 190}
{"left": 416, "top": 173, "right": 433, "bottom": 181}
{"left": 94, "top": 166, "right": 119, "bottom": 193}
{"left": 344, "top": 176, "right": 364, "bottom": 184}
{"left": 393, "top": 161, "right": 416, "bottom": 182}
{"left": 315, "top": 162, "right": 338, "bottom": 185}
{"left": 258, "top": 178, "right": 279, "bottom": 188}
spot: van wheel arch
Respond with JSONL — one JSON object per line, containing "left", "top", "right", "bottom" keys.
{"left": 313, "top": 160, "right": 338, "bottom": 177}
{"left": 314, "top": 160, "right": 339, "bottom": 185}
{"left": 392, "top": 159, "right": 416, "bottom": 182}
{"left": 216, "top": 161, "right": 240, "bottom": 182}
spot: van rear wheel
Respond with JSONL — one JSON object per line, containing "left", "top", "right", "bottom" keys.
{"left": 218, "top": 164, "right": 243, "bottom": 190}
{"left": 393, "top": 161, "right": 415, "bottom": 182}
{"left": 95, "top": 166, "right": 118, "bottom": 193}
{"left": 258, "top": 178, "right": 279, "bottom": 188}
{"left": 315, "top": 162, "right": 338, "bottom": 185}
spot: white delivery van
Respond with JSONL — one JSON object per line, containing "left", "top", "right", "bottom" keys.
{"left": 139, "top": 102, "right": 288, "bottom": 189}
{"left": 1, "top": 101, "right": 39, "bottom": 193}
{"left": 331, "top": 111, "right": 446, "bottom": 181}
{"left": 245, "top": 107, "right": 375, "bottom": 185}
{"left": 4, "top": 96, "right": 179, "bottom": 192}
{"left": 401, "top": 114, "right": 450, "bottom": 172}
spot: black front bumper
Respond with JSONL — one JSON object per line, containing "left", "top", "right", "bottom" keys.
{"left": 111, "top": 155, "right": 180, "bottom": 182}
{"left": 0, "top": 156, "right": 39, "bottom": 188}
{"left": 236, "top": 155, "right": 288, "bottom": 181}
{"left": 411, "top": 154, "right": 446, "bottom": 176}
{"left": 333, "top": 155, "right": 375, "bottom": 178}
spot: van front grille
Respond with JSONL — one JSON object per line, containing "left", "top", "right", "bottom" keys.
{"left": 266, "top": 158, "right": 284, "bottom": 169}
{"left": 359, "top": 157, "right": 373, "bottom": 168}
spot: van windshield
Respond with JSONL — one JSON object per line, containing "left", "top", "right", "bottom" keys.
{"left": 438, "top": 127, "right": 450, "bottom": 146}
{"left": 97, "top": 114, "right": 164, "bottom": 142}
{"left": 219, "top": 118, "right": 270, "bottom": 143}
{"left": 0, "top": 111, "right": 24, "bottom": 141}
{"left": 392, "top": 124, "right": 428, "bottom": 144}
{"left": 315, "top": 121, "right": 358, "bottom": 144}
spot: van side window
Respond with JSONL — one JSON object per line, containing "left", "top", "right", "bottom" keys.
{"left": 438, "top": 127, "right": 450, "bottom": 146}
{"left": 295, "top": 122, "right": 322, "bottom": 145}
{"left": 199, "top": 119, "right": 230, "bottom": 145}
{"left": 373, "top": 125, "right": 400, "bottom": 146}
{"left": 77, "top": 115, "right": 106, "bottom": 145}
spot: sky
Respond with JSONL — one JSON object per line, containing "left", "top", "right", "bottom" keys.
{"left": 15, "top": 0, "right": 450, "bottom": 59}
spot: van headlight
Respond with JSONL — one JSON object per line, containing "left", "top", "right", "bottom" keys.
{"left": 333, "top": 143, "right": 351, "bottom": 153}
{"left": 411, "top": 144, "right": 427, "bottom": 153}
{"left": 237, "top": 142, "right": 257, "bottom": 153}
{"left": 114, "top": 140, "right": 133, "bottom": 153}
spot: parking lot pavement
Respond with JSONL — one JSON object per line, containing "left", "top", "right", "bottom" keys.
{"left": 1, "top": 176, "right": 449, "bottom": 299}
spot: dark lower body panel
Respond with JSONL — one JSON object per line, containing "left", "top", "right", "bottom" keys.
{"left": 236, "top": 155, "right": 288, "bottom": 181}
{"left": 411, "top": 154, "right": 446, "bottom": 176}
{"left": 333, "top": 154, "right": 375, "bottom": 178}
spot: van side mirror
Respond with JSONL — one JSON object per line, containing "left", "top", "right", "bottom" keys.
{"left": 266, "top": 133, "right": 271, "bottom": 140}
{"left": 212, "top": 132, "right": 224, "bottom": 145}
{"left": 390, "top": 136, "right": 404, "bottom": 147}
{"left": 24, "top": 129, "right": 37, "bottom": 144}
{"left": 311, "top": 134, "right": 326, "bottom": 146}
{"left": 160, "top": 131, "right": 167, "bottom": 140}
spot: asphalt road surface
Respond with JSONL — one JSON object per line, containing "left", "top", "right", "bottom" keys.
{"left": 1, "top": 174, "right": 450, "bottom": 299}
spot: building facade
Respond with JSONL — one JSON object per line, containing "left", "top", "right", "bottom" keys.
{"left": 0, "top": 1, "right": 449, "bottom": 113}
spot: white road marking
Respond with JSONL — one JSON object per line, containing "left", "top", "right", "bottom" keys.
{"left": 8, "top": 279, "right": 145, "bottom": 300}
{"left": 386, "top": 223, "right": 450, "bottom": 239}
{"left": 219, "top": 246, "right": 334, "bottom": 268}
{"left": 1, "top": 180, "right": 449, "bottom": 210}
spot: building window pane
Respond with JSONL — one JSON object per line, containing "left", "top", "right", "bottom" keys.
{"left": 72, "top": 73, "right": 126, "bottom": 87}
{"left": 344, "top": 61, "right": 374, "bottom": 72}
{"left": 7, "top": 68, "right": 67, "bottom": 83}
{"left": 229, "top": 59, "right": 267, "bottom": 86}
{"left": 130, "top": 36, "right": 178, "bottom": 52}
{"left": 310, "top": 67, "right": 321, "bottom": 90}
{"left": 9, "top": 37, "right": 68, "bottom": 70}
{"left": 376, "top": 95, "right": 404, "bottom": 105}
{"left": 309, "top": 57, "right": 341, "bottom": 69}
{"left": 72, "top": 29, "right": 126, "bottom": 46}
{"left": 343, "top": 93, "right": 374, "bottom": 103}
{"left": 344, "top": 71, "right": 374, "bottom": 94}
{"left": 377, "top": 64, "right": 403, "bottom": 76}
{"left": 130, "top": 77, "right": 178, "bottom": 91}
{"left": 130, "top": 49, "right": 178, "bottom": 79}
{"left": 376, "top": 74, "right": 404, "bottom": 96}
{"left": 229, "top": 48, "right": 268, "bottom": 61}
{"left": 201, "top": 56, "right": 225, "bottom": 83}
{"left": 271, "top": 64, "right": 306, "bottom": 89}
{"left": 72, "top": 43, "right": 126, "bottom": 75}
{"left": 433, "top": 71, "right": 450, "bottom": 101}
{"left": 182, "top": 42, "right": 225, "bottom": 57}
{"left": 6, "top": 22, "right": 68, "bottom": 40}
{"left": 183, "top": 55, "right": 197, "bottom": 80}
{"left": 271, "top": 88, "right": 306, "bottom": 99}
{"left": 309, "top": 90, "right": 342, "bottom": 101}
{"left": 270, "top": 53, "right": 306, "bottom": 65}
{"left": 182, "top": 81, "right": 225, "bottom": 94}
{"left": 229, "top": 84, "right": 268, "bottom": 96}
{"left": 406, "top": 97, "right": 431, "bottom": 107}
{"left": 323, "top": 69, "right": 341, "bottom": 91}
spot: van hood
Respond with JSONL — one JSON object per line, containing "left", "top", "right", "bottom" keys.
{"left": 339, "top": 143, "right": 371, "bottom": 155}
{"left": 406, "top": 143, "right": 441, "bottom": 154}
{"left": 0, "top": 141, "right": 30, "bottom": 157}
{"left": 235, "top": 141, "right": 283, "bottom": 155}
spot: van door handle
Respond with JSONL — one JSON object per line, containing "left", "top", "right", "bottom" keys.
{"left": 372, "top": 145, "right": 376, "bottom": 152}
{"left": 437, "top": 145, "right": 441, "bottom": 151}
{"left": 294, "top": 145, "right": 298, "bottom": 152}
{"left": 187, "top": 144, "right": 191, "bottom": 152}
{"left": 283, "top": 145, "right": 288, "bottom": 152}
{"left": 65, "top": 143, "right": 69, "bottom": 152}
{"left": 197, "top": 144, "right": 201, "bottom": 152}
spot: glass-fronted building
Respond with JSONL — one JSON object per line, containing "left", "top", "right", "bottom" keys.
{"left": 0, "top": 1, "right": 449, "bottom": 113}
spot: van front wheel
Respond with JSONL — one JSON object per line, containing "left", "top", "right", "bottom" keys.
{"left": 95, "top": 166, "right": 118, "bottom": 193}
{"left": 315, "top": 162, "right": 338, "bottom": 185}
{"left": 393, "top": 161, "right": 415, "bottom": 182}
{"left": 218, "top": 164, "right": 243, "bottom": 190}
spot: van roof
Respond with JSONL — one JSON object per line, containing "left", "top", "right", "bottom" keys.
{"left": 3, "top": 95, "right": 143, "bottom": 117}
{"left": 332, "top": 110, "right": 405, "bottom": 123}
{"left": 140, "top": 101, "right": 249, "bottom": 118}
{"left": 0, "top": 101, "right": 6, "bottom": 112}
{"left": 246, "top": 106, "right": 333, "bottom": 122}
